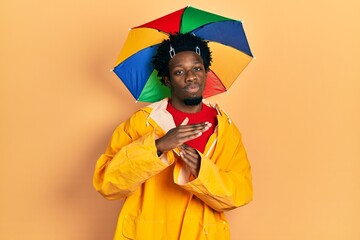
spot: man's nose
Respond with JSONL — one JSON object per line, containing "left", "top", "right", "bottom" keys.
{"left": 185, "top": 70, "right": 197, "bottom": 82}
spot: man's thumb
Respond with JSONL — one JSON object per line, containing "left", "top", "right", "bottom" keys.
{"left": 180, "top": 117, "right": 189, "bottom": 125}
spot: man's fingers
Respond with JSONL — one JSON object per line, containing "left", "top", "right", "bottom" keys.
{"left": 177, "top": 122, "right": 212, "bottom": 140}
{"left": 169, "top": 121, "right": 212, "bottom": 145}
{"left": 179, "top": 145, "right": 201, "bottom": 177}
{"left": 159, "top": 121, "right": 211, "bottom": 152}
{"left": 179, "top": 122, "right": 212, "bottom": 131}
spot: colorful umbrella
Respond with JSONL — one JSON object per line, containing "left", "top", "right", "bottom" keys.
{"left": 113, "top": 6, "right": 253, "bottom": 102}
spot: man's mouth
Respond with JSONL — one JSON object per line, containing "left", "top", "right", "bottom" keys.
{"left": 184, "top": 84, "right": 200, "bottom": 94}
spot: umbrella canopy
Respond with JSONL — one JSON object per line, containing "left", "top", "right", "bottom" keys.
{"left": 113, "top": 6, "right": 253, "bottom": 102}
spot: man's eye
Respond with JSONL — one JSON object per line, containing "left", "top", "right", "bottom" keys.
{"left": 194, "top": 67, "right": 202, "bottom": 71}
{"left": 175, "top": 70, "right": 183, "bottom": 75}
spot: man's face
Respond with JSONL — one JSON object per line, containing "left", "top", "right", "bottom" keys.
{"left": 164, "top": 51, "right": 207, "bottom": 107}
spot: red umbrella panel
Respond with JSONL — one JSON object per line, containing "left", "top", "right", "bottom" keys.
{"left": 113, "top": 6, "right": 253, "bottom": 102}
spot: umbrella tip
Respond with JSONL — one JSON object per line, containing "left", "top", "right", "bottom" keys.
{"left": 110, "top": 68, "right": 114, "bottom": 72}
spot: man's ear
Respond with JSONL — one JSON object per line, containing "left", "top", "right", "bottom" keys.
{"left": 163, "top": 76, "right": 171, "bottom": 87}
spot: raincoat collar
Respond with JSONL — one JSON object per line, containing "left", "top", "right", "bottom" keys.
{"left": 142, "top": 98, "right": 231, "bottom": 131}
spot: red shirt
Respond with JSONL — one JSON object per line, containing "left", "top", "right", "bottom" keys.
{"left": 166, "top": 100, "right": 218, "bottom": 153}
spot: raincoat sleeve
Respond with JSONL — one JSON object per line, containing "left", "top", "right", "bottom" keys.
{"left": 93, "top": 111, "right": 172, "bottom": 200}
{"left": 176, "top": 120, "right": 253, "bottom": 212}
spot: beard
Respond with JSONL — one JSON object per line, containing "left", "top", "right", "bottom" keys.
{"left": 183, "top": 96, "right": 203, "bottom": 106}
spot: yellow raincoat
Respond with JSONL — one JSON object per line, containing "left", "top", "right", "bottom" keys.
{"left": 93, "top": 99, "right": 253, "bottom": 240}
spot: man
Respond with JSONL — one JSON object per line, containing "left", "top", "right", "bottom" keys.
{"left": 93, "top": 33, "right": 253, "bottom": 240}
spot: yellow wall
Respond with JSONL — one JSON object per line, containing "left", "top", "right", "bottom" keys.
{"left": 1, "top": 0, "right": 359, "bottom": 239}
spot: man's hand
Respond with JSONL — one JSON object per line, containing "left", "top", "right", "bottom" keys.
{"left": 155, "top": 117, "right": 211, "bottom": 154}
{"left": 155, "top": 117, "right": 210, "bottom": 177}
{"left": 179, "top": 144, "right": 201, "bottom": 177}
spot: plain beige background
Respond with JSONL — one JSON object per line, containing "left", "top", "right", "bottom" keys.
{"left": 1, "top": 0, "right": 360, "bottom": 239}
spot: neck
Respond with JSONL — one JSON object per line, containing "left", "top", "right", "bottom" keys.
{"left": 170, "top": 99, "right": 202, "bottom": 113}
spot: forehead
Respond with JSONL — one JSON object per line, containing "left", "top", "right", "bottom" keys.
{"left": 168, "top": 51, "right": 204, "bottom": 68}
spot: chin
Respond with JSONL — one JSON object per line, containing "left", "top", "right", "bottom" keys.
{"left": 183, "top": 96, "right": 203, "bottom": 106}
